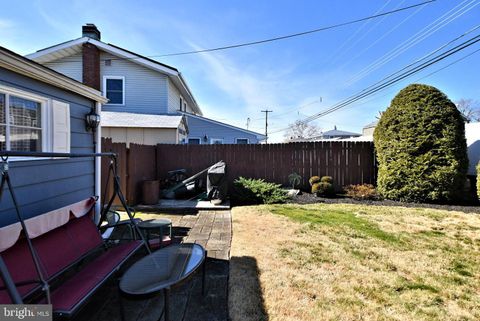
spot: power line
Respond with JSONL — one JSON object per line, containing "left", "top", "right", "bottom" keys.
{"left": 46, "top": 0, "right": 435, "bottom": 64}
{"left": 269, "top": 30, "right": 480, "bottom": 134}
{"left": 159, "top": 0, "right": 435, "bottom": 57}
{"left": 305, "top": 34, "right": 480, "bottom": 123}
{"left": 327, "top": 0, "right": 395, "bottom": 64}
{"left": 345, "top": 0, "right": 479, "bottom": 85}
{"left": 337, "top": 1, "right": 425, "bottom": 70}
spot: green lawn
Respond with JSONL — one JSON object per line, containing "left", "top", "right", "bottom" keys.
{"left": 229, "top": 203, "right": 480, "bottom": 321}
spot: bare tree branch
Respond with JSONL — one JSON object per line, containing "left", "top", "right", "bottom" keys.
{"left": 284, "top": 120, "right": 321, "bottom": 142}
{"left": 456, "top": 98, "right": 480, "bottom": 123}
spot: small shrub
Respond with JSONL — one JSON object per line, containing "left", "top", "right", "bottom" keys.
{"left": 321, "top": 176, "right": 333, "bottom": 184}
{"left": 233, "top": 177, "right": 288, "bottom": 205}
{"left": 477, "top": 162, "right": 480, "bottom": 200}
{"left": 315, "top": 182, "right": 335, "bottom": 197}
{"left": 345, "top": 184, "right": 377, "bottom": 200}
{"left": 288, "top": 172, "right": 301, "bottom": 189}
{"left": 309, "top": 176, "right": 320, "bottom": 186}
{"left": 311, "top": 182, "right": 321, "bottom": 194}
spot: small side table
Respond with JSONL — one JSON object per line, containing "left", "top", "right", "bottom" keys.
{"left": 137, "top": 219, "right": 172, "bottom": 250}
{"left": 119, "top": 243, "right": 206, "bottom": 321}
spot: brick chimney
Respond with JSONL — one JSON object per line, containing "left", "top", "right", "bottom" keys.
{"left": 82, "top": 24, "right": 100, "bottom": 90}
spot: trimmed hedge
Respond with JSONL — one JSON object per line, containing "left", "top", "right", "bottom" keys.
{"left": 373, "top": 84, "right": 468, "bottom": 202}
{"left": 233, "top": 177, "right": 288, "bottom": 204}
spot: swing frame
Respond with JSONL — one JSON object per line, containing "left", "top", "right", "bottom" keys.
{"left": 0, "top": 150, "right": 151, "bottom": 310}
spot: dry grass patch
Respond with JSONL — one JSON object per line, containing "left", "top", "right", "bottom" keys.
{"left": 229, "top": 204, "right": 480, "bottom": 321}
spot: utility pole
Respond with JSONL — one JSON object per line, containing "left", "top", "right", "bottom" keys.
{"left": 261, "top": 109, "right": 273, "bottom": 143}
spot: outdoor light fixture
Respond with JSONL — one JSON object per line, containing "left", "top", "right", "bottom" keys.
{"left": 203, "top": 135, "right": 208, "bottom": 143}
{"left": 85, "top": 109, "right": 100, "bottom": 132}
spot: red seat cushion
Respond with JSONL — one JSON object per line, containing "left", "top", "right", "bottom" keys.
{"left": 65, "top": 215, "right": 103, "bottom": 255}
{"left": 49, "top": 240, "right": 142, "bottom": 313}
{"left": 0, "top": 240, "right": 42, "bottom": 303}
{"left": 33, "top": 226, "right": 81, "bottom": 278}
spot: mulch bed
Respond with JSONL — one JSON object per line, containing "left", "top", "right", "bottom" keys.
{"left": 289, "top": 192, "right": 480, "bottom": 214}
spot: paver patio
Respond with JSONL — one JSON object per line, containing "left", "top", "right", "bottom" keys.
{"left": 72, "top": 210, "right": 231, "bottom": 321}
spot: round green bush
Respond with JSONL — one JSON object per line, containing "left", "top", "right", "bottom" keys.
{"left": 373, "top": 84, "right": 468, "bottom": 202}
{"left": 309, "top": 176, "right": 321, "bottom": 186}
{"left": 316, "top": 182, "right": 335, "bottom": 197}
{"left": 321, "top": 176, "right": 333, "bottom": 184}
{"left": 311, "top": 182, "right": 321, "bottom": 194}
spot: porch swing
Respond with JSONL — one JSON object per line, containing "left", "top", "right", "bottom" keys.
{"left": 0, "top": 151, "right": 151, "bottom": 318}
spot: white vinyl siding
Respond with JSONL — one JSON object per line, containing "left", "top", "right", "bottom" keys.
{"left": 43, "top": 51, "right": 83, "bottom": 83}
{"left": 100, "top": 52, "right": 168, "bottom": 114}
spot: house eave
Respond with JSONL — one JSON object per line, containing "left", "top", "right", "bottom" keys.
{"left": 26, "top": 38, "right": 201, "bottom": 113}
{"left": 1, "top": 46, "right": 107, "bottom": 103}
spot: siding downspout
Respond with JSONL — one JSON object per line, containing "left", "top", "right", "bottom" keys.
{"left": 94, "top": 101, "right": 102, "bottom": 223}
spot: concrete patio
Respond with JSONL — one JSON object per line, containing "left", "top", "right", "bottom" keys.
{"left": 73, "top": 210, "right": 232, "bottom": 321}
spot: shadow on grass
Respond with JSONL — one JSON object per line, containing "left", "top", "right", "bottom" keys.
{"left": 229, "top": 256, "right": 268, "bottom": 321}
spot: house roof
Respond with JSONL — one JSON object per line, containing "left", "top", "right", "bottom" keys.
{"left": 363, "top": 120, "right": 378, "bottom": 129}
{"left": 321, "top": 128, "right": 361, "bottom": 137}
{"left": 0, "top": 46, "right": 107, "bottom": 103}
{"left": 25, "top": 37, "right": 202, "bottom": 115}
{"left": 181, "top": 112, "right": 267, "bottom": 140}
{"left": 101, "top": 111, "right": 185, "bottom": 129}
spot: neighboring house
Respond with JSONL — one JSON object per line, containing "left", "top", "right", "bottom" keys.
{"left": 183, "top": 112, "right": 265, "bottom": 144}
{"left": 102, "top": 111, "right": 187, "bottom": 146}
{"left": 465, "top": 122, "right": 480, "bottom": 176}
{"left": 26, "top": 24, "right": 265, "bottom": 145}
{"left": 308, "top": 126, "right": 361, "bottom": 140}
{"left": 362, "top": 120, "right": 378, "bottom": 137}
{"left": 0, "top": 46, "right": 107, "bottom": 226}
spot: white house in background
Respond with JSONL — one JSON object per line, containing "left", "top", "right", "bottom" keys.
{"left": 304, "top": 126, "right": 361, "bottom": 141}
{"left": 101, "top": 111, "right": 188, "bottom": 146}
{"left": 465, "top": 122, "right": 480, "bottom": 176}
{"left": 26, "top": 24, "right": 265, "bottom": 145}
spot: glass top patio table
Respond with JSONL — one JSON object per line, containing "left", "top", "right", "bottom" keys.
{"left": 119, "top": 243, "right": 205, "bottom": 296}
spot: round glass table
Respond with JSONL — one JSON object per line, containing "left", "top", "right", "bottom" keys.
{"left": 119, "top": 243, "right": 206, "bottom": 321}
{"left": 137, "top": 218, "right": 172, "bottom": 250}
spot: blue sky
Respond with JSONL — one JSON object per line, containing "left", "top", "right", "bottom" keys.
{"left": 1, "top": 0, "right": 479, "bottom": 142}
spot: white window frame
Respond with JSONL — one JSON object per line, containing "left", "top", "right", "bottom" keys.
{"left": 235, "top": 138, "right": 249, "bottom": 144}
{"left": 179, "top": 96, "right": 184, "bottom": 112}
{"left": 103, "top": 76, "right": 125, "bottom": 106}
{"left": 210, "top": 138, "right": 224, "bottom": 145}
{"left": 0, "top": 84, "right": 50, "bottom": 161}
{"left": 188, "top": 137, "right": 201, "bottom": 145}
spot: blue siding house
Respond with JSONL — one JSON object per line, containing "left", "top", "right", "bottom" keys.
{"left": 184, "top": 113, "right": 265, "bottom": 144}
{"left": 0, "top": 46, "right": 107, "bottom": 227}
{"left": 26, "top": 24, "right": 266, "bottom": 145}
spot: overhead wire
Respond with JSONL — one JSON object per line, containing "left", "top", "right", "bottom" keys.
{"left": 345, "top": 0, "right": 479, "bottom": 85}
{"left": 269, "top": 30, "right": 480, "bottom": 134}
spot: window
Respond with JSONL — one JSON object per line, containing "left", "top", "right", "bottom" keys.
{"left": 210, "top": 138, "right": 223, "bottom": 145}
{"left": 179, "top": 97, "right": 183, "bottom": 111}
{"left": 236, "top": 138, "right": 249, "bottom": 144}
{"left": 103, "top": 76, "right": 125, "bottom": 105}
{"left": 0, "top": 93, "right": 42, "bottom": 152}
{"left": 0, "top": 85, "right": 71, "bottom": 156}
{"left": 188, "top": 138, "right": 201, "bottom": 145}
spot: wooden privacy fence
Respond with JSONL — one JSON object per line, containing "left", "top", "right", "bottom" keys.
{"left": 156, "top": 141, "right": 376, "bottom": 192}
{"left": 102, "top": 140, "right": 376, "bottom": 205}
{"left": 101, "top": 138, "right": 156, "bottom": 205}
